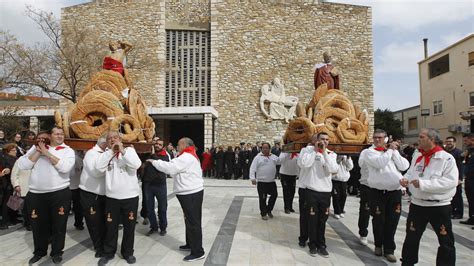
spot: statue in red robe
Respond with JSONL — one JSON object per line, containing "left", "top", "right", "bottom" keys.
{"left": 314, "top": 52, "right": 339, "bottom": 90}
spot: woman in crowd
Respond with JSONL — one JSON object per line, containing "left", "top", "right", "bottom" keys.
{"left": 201, "top": 148, "right": 213, "bottom": 178}
{"left": 0, "top": 143, "right": 21, "bottom": 229}
{"left": 224, "top": 146, "right": 235, "bottom": 179}
{"left": 13, "top": 133, "right": 26, "bottom": 158}
{"left": 233, "top": 147, "right": 242, "bottom": 179}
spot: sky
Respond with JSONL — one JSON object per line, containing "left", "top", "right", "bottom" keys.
{"left": 1, "top": 0, "right": 473, "bottom": 111}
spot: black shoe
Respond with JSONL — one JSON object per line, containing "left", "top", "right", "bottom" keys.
{"left": 179, "top": 244, "right": 192, "bottom": 251}
{"left": 284, "top": 209, "right": 291, "bottom": 214}
{"left": 460, "top": 219, "right": 474, "bottom": 225}
{"left": 183, "top": 253, "right": 205, "bottom": 262}
{"left": 317, "top": 248, "right": 329, "bottom": 258}
{"left": 309, "top": 248, "right": 317, "bottom": 257}
{"left": 124, "top": 255, "right": 136, "bottom": 264}
{"left": 289, "top": 209, "right": 295, "bottom": 213}
{"left": 159, "top": 230, "right": 167, "bottom": 236}
{"left": 75, "top": 225, "right": 85, "bottom": 230}
{"left": 98, "top": 256, "right": 113, "bottom": 266}
{"left": 298, "top": 241, "right": 306, "bottom": 248}
{"left": 0, "top": 224, "right": 8, "bottom": 230}
{"left": 268, "top": 212, "right": 274, "bottom": 218}
{"left": 25, "top": 225, "right": 32, "bottom": 231}
{"left": 94, "top": 251, "right": 103, "bottom": 258}
{"left": 146, "top": 229, "right": 158, "bottom": 236}
{"left": 52, "top": 255, "right": 62, "bottom": 264}
{"left": 451, "top": 215, "right": 462, "bottom": 219}
{"left": 28, "top": 255, "right": 43, "bottom": 264}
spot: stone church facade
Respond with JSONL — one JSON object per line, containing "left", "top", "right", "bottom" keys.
{"left": 60, "top": 0, "right": 373, "bottom": 149}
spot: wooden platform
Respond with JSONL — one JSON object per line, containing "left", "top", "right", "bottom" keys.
{"left": 282, "top": 142, "right": 369, "bottom": 155}
{"left": 25, "top": 138, "right": 153, "bottom": 153}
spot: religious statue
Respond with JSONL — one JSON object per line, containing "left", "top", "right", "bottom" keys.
{"left": 314, "top": 52, "right": 339, "bottom": 90}
{"left": 260, "top": 78, "right": 299, "bottom": 123}
{"left": 103, "top": 40, "right": 133, "bottom": 76}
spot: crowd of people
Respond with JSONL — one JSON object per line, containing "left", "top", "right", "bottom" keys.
{"left": 0, "top": 127, "right": 472, "bottom": 265}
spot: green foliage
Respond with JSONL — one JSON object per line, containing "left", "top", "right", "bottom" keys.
{"left": 374, "top": 108, "right": 404, "bottom": 140}
{"left": 0, "top": 107, "right": 29, "bottom": 140}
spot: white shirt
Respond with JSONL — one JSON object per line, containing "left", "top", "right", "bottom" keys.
{"left": 10, "top": 160, "right": 31, "bottom": 197}
{"left": 279, "top": 152, "right": 299, "bottom": 176}
{"left": 96, "top": 147, "right": 141, "bottom": 200}
{"left": 297, "top": 146, "right": 338, "bottom": 192}
{"left": 358, "top": 148, "right": 370, "bottom": 186}
{"left": 152, "top": 152, "right": 203, "bottom": 195}
{"left": 332, "top": 156, "right": 353, "bottom": 182}
{"left": 365, "top": 147, "right": 409, "bottom": 191}
{"left": 79, "top": 145, "right": 106, "bottom": 195}
{"left": 404, "top": 150, "right": 458, "bottom": 206}
{"left": 18, "top": 144, "right": 75, "bottom": 193}
{"left": 249, "top": 153, "right": 280, "bottom": 183}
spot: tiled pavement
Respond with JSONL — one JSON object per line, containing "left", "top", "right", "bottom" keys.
{"left": 0, "top": 178, "right": 473, "bottom": 265}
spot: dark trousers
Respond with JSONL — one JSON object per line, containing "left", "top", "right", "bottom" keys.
{"left": 450, "top": 184, "right": 463, "bottom": 217}
{"left": 71, "top": 188, "right": 84, "bottom": 227}
{"left": 140, "top": 182, "right": 147, "bottom": 219}
{"left": 1, "top": 187, "right": 13, "bottom": 225}
{"left": 203, "top": 169, "right": 211, "bottom": 178}
{"left": 358, "top": 184, "right": 370, "bottom": 237}
{"left": 401, "top": 204, "right": 455, "bottom": 266}
{"left": 256, "top": 181, "right": 277, "bottom": 216}
{"left": 176, "top": 190, "right": 205, "bottom": 257}
{"left": 465, "top": 178, "right": 474, "bottom": 219}
{"left": 331, "top": 180, "right": 347, "bottom": 215}
{"left": 103, "top": 196, "right": 138, "bottom": 259}
{"left": 22, "top": 195, "right": 31, "bottom": 226}
{"left": 27, "top": 188, "right": 71, "bottom": 257}
{"left": 298, "top": 188, "right": 309, "bottom": 243}
{"left": 306, "top": 189, "right": 331, "bottom": 250}
{"left": 233, "top": 166, "right": 242, "bottom": 179}
{"left": 242, "top": 165, "right": 250, "bottom": 180}
{"left": 80, "top": 190, "right": 106, "bottom": 254}
{"left": 369, "top": 188, "right": 402, "bottom": 254}
{"left": 280, "top": 174, "right": 296, "bottom": 211}
{"left": 144, "top": 183, "right": 168, "bottom": 231}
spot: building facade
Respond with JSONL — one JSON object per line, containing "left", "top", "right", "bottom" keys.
{"left": 419, "top": 34, "right": 474, "bottom": 141}
{"left": 393, "top": 105, "right": 421, "bottom": 145}
{"left": 3, "top": 0, "right": 374, "bottom": 149}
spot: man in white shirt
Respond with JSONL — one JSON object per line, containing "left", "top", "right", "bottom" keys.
{"left": 249, "top": 142, "right": 280, "bottom": 220}
{"left": 18, "top": 127, "right": 76, "bottom": 264}
{"left": 331, "top": 155, "right": 353, "bottom": 219}
{"left": 149, "top": 137, "right": 205, "bottom": 262}
{"left": 365, "top": 129, "right": 409, "bottom": 263}
{"left": 96, "top": 131, "right": 142, "bottom": 265}
{"left": 297, "top": 132, "right": 338, "bottom": 258}
{"left": 79, "top": 136, "right": 107, "bottom": 258}
{"left": 400, "top": 128, "right": 458, "bottom": 266}
{"left": 279, "top": 151, "right": 299, "bottom": 214}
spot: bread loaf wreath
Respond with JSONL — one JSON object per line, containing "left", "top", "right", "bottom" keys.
{"left": 110, "top": 114, "right": 141, "bottom": 142}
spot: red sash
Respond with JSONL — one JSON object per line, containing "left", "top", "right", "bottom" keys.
{"left": 103, "top": 57, "right": 124, "bottom": 75}
{"left": 178, "top": 146, "right": 199, "bottom": 161}
{"left": 374, "top": 146, "right": 386, "bottom": 152}
{"left": 415, "top": 146, "right": 444, "bottom": 171}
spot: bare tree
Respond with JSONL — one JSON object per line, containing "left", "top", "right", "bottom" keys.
{"left": 0, "top": 6, "right": 104, "bottom": 103}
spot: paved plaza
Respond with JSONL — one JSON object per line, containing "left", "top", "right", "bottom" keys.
{"left": 0, "top": 178, "right": 473, "bottom": 265}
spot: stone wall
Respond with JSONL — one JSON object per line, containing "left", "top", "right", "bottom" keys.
{"left": 62, "top": 0, "right": 373, "bottom": 147}
{"left": 212, "top": 1, "right": 373, "bottom": 145}
{"left": 61, "top": 0, "right": 166, "bottom": 107}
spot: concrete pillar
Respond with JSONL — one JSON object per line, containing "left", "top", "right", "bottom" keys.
{"left": 29, "top": 116, "right": 39, "bottom": 134}
{"left": 204, "top": 113, "right": 213, "bottom": 149}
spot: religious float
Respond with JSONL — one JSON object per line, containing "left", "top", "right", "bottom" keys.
{"left": 52, "top": 41, "right": 154, "bottom": 153}
{"left": 282, "top": 52, "right": 370, "bottom": 154}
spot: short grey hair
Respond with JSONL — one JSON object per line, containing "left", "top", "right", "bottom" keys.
{"left": 97, "top": 134, "right": 107, "bottom": 146}
{"left": 373, "top": 129, "right": 387, "bottom": 137}
{"left": 423, "top": 128, "right": 442, "bottom": 144}
{"left": 181, "top": 137, "right": 194, "bottom": 147}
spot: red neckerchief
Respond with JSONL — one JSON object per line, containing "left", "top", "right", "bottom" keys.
{"left": 415, "top": 145, "right": 444, "bottom": 172}
{"left": 44, "top": 145, "right": 65, "bottom": 151}
{"left": 290, "top": 152, "right": 298, "bottom": 159}
{"left": 261, "top": 153, "right": 271, "bottom": 157}
{"left": 156, "top": 150, "right": 167, "bottom": 156}
{"left": 374, "top": 146, "right": 386, "bottom": 152}
{"left": 102, "top": 57, "right": 124, "bottom": 75}
{"left": 179, "top": 146, "right": 199, "bottom": 160}
{"left": 318, "top": 149, "right": 324, "bottom": 153}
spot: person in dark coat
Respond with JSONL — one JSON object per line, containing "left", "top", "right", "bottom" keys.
{"left": 444, "top": 136, "right": 464, "bottom": 219}
{"left": 0, "top": 143, "right": 20, "bottom": 229}
{"left": 240, "top": 143, "right": 252, "bottom": 180}
{"left": 214, "top": 146, "right": 225, "bottom": 179}
{"left": 233, "top": 147, "right": 242, "bottom": 179}
{"left": 224, "top": 146, "right": 235, "bottom": 180}
{"left": 271, "top": 142, "right": 282, "bottom": 179}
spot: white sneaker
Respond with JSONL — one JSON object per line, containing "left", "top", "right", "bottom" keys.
{"left": 359, "top": 236, "right": 368, "bottom": 246}
{"left": 334, "top": 214, "right": 341, "bottom": 219}
{"left": 340, "top": 213, "right": 345, "bottom": 218}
